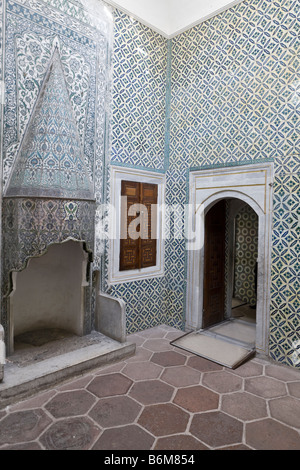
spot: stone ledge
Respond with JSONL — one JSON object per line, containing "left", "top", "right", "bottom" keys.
{"left": 0, "top": 332, "right": 135, "bottom": 409}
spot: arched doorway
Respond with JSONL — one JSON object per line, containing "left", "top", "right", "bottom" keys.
{"left": 202, "top": 198, "right": 258, "bottom": 348}
{"left": 186, "top": 163, "right": 273, "bottom": 356}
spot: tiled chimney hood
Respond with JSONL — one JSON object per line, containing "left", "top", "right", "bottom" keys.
{"left": 2, "top": 49, "right": 96, "bottom": 355}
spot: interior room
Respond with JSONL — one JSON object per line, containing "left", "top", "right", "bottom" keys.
{"left": 0, "top": 0, "right": 299, "bottom": 401}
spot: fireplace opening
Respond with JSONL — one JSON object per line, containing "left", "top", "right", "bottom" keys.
{"left": 8, "top": 240, "right": 89, "bottom": 355}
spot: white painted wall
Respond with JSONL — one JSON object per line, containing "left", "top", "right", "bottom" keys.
{"left": 103, "top": 0, "right": 245, "bottom": 37}
{"left": 166, "top": 0, "right": 245, "bottom": 37}
{"left": 104, "top": 0, "right": 170, "bottom": 36}
{"left": 10, "top": 241, "right": 88, "bottom": 339}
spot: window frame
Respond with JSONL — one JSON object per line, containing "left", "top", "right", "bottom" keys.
{"left": 109, "top": 166, "right": 165, "bottom": 285}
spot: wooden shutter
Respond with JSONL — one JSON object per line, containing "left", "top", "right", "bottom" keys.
{"left": 120, "top": 180, "right": 140, "bottom": 271}
{"left": 140, "top": 183, "right": 157, "bottom": 268}
{"left": 119, "top": 181, "right": 157, "bottom": 271}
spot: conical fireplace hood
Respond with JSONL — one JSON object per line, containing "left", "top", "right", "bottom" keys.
{"left": 5, "top": 48, "right": 94, "bottom": 201}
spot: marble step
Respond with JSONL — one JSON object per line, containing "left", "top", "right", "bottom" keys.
{"left": 0, "top": 331, "right": 135, "bottom": 409}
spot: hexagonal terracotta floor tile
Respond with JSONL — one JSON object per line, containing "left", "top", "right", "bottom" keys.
{"left": 154, "top": 434, "right": 208, "bottom": 450}
{"left": 137, "top": 327, "right": 167, "bottom": 339}
{"left": 89, "top": 396, "right": 142, "bottom": 428}
{"left": 125, "top": 346, "right": 153, "bottom": 363}
{"left": 202, "top": 370, "right": 243, "bottom": 393}
{"left": 288, "top": 382, "right": 300, "bottom": 398}
{"left": 229, "top": 360, "right": 263, "bottom": 378}
{"left": 127, "top": 333, "right": 147, "bottom": 346}
{"left": 138, "top": 403, "right": 189, "bottom": 436}
{"left": 0, "top": 410, "right": 52, "bottom": 446}
{"left": 246, "top": 418, "right": 300, "bottom": 450}
{"left": 57, "top": 375, "right": 93, "bottom": 391}
{"left": 122, "top": 361, "right": 163, "bottom": 380}
{"left": 245, "top": 376, "right": 287, "bottom": 398}
{"left": 187, "top": 356, "right": 223, "bottom": 372}
{"left": 173, "top": 385, "right": 219, "bottom": 412}
{"left": 45, "top": 390, "right": 96, "bottom": 418}
{"left": 39, "top": 417, "right": 100, "bottom": 450}
{"left": 129, "top": 379, "right": 174, "bottom": 405}
{"left": 220, "top": 444, "right": 251, "bottom": 450}
{"left": 95, "top": 362, "right": 125, "bottom": 375}
{"left": 190, "top": 411, "right": 243, "bottom": 448}
{"left": 151, "top": 350, "right": 186, "bottom": 367}
{"left": 87, "top": 373, "right": 133, "bottom": 398}
{"left": 269, "top": 396, "right": 300, "bottom": 429}
{"left": 93, "top": 425, "right": 154, "bottom": 450}
{"left": 161, "top": 365, "right": 201, "bottom": 387}
{"left": 165, "top": 331, "right": 186, "bottom": 342}
{"left": 2, "top": 442, "right": 43, "bottom": 450}
{"left": 221, "top": 392, "right": 267, "bottom": 421}
{"left": 143, "top": 338, "right": 174, "bottom": 352}
{"left": 265, "top": 364, "right": 300, "bottom": 382}
{"left": 10, "top": 389, "right": 56, "bottom": 410}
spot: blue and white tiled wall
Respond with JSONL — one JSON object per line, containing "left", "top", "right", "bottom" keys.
{"left": 168, "top": 0, "right": 299, "bottom": 367}
{"left": 233, "top": 205, "right": 259, "bottom": 306}
{"left": 104, "top": 10, "right": 171, "bottom": 333}
{"left": 105, "top": 0, "right": 299, "bottom": 368}
{"left": 110, "top": 10, "right": 168, "bottom": 172}
{"left": 0, "top": 0, "right": 299, "bottom": 368}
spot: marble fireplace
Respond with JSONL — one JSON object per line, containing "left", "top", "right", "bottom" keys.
{"left": 1, "top": 50, "right": 96, "bottom": 356}
{"left": 0, "top": 1, "right": 134, "bottom": 396}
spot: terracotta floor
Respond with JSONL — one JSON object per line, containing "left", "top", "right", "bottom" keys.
{"left": 0, "top": 324, "right": 300, "bottom": 451}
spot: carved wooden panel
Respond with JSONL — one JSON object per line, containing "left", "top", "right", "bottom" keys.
{"left": 141, "top": 183, "right": 157, "bottom": 268}
{"left": 119, "top": 181, "right": 157, "bottom": 271}
{"left": 120, "top": 180, "right": 140, "bottom": 271}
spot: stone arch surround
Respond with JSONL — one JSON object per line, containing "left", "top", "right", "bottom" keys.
{"left": 186, "top": 163, "right": 274, "bottom": 356}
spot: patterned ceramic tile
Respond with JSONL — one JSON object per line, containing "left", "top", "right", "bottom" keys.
{"left": 234, "top": 205, "right": 259, "bottom": 306}
{"left": 6, "top": 49, "right": 93, "bottom": 199}
{"left": 1, "top": 0, "right": 110, "bottom": 352}
{"left": 1, "top": 0, "right": 299, "bottom": 368}
{"left": 170, "top": 0, "right": 299, "bottom": 172}
{"left": 110, "top": 9, "right": 168, "bottom": 171}
{"left": 168, "top": 0, "right": 299, "bottom": 368}
{"left": 104, "top": 0, "right": 300, "bottom": 366}
{"left": 3, "top": 0, "right": 101, "bottom": 186}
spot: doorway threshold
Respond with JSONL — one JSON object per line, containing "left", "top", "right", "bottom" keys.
{"left": 203, "top": 318, "right": 256, "bottom": 348}
{"left": 171, "top": 319, "right": 256, "bottom": 369}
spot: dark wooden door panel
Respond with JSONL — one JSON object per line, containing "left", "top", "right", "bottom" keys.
{"left": 120, "top": 180, "right": 140, "bottom": 271}
{"left": 120, "top": 181, "right": 157, "bottom": 271}
{"left": 141, "top": 183, "right": 157, "bottom": 268}
{"left": 203, "top": 200, "right": 226, "bottom": 328}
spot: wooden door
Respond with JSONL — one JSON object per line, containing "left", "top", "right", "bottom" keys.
{"left": 203, "top": 200, "right": 226, "bottom": 329}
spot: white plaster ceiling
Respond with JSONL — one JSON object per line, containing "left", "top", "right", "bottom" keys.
{"left": 104, "top": 0, "right": 244, "bottom": 38}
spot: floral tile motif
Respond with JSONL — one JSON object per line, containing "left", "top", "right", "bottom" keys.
{"left": 6, "top": 49, "right": 93, "bottom": 199}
